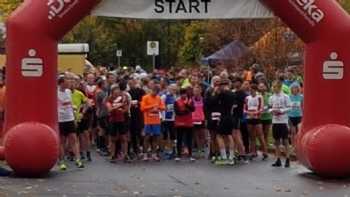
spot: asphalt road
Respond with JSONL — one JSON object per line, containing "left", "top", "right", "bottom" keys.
{"left": 0, "top": 153, "right": 349, "bottom": 197}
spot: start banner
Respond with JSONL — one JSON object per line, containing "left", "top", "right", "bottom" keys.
{"left": 92, "top": 0, "right": 273, "bottom": 19}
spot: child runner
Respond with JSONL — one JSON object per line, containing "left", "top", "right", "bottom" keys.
{"left": 269, "top": 80, "right": 291, "bottom": 168}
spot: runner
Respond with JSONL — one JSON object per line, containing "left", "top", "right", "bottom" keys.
{"left": 128, "top": 78, "right": 146, "bottom": 158}
{"left": 119, "top": 80, "right": 132, "bottom": 161}
{"left": 269, "top": 80, "right": 291, "bottom": 168}
{"left": 95, "top": 79, "right": 109, "bottom": 156}
{"left": 174, "top": 87, "right": 195, "bottom": 162}
{"left": 57, "top": 76, "right": 84, "bottom": 170}
{"left": 160, "top": 83, "right": 177, "bottom": 159}
{"left": 192, "top": 85, "right": 206, "bottom": 158}
{"left": 106, "top": 84, "right": 130, "bottom": 162}
{"left": 204, "top": 76, "right": 221, "bottom": 162}
{"left": 211, "top": 79, "right": 237, "bottom": 165}
{"left": 244, "top": 83, "right": 268, "bottom": 160}
{"left": 288, "top": 82, "right": 303, "bottom": 147}
{"left": 258, "top": 82, "right": 272, "bottom": 150}
{"left": 231, "top": 77, "right": 249, "bottom": 163}
{"left": 71, "top": 75, "right": 92, "bottom": 162}
{"left": 84, "top": 73, "right": 98, "bottom": 148}
{"left": 140, "top": 80, "right": 165, "bottom": 161}
{"left": 238, "top": 80, "right": 251, "bottom": 155}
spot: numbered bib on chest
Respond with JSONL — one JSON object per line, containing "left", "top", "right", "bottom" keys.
{"left": 211, "top": 112, "right": 221, "bottom": 121}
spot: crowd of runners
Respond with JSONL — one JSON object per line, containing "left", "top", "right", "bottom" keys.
{"left": 57, "top": 64, "right": 304, "bottom": 171}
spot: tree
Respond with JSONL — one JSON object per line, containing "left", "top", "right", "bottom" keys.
{"left": 178, "top": 21, "right": 205, "bottom": 66}
{"left": 0, "top": 0, "right": 22, "bottom": 21}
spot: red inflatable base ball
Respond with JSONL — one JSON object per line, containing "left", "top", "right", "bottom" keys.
{"left": 4, "top": 122, "right": 59, "bottom": 177}
{"left": 297, "top": 125, "right": 350, "bottom": 177}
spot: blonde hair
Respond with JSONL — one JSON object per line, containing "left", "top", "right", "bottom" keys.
{"left": 211, "top": 76, "right": 221, "bottom": 87}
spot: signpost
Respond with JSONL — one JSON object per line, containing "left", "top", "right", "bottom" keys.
{"left": 147, "top": 41, "right": 159, "bottom": 70}
{"left": 116, "top": 49, "right": 122, "bottom": 67}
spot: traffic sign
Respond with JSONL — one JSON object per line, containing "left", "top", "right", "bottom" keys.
{"left": 116, "top": 50, "right": 122, "bottom": 57}
{"left": 147, "top": 41, "right": 159, "bottom": 56}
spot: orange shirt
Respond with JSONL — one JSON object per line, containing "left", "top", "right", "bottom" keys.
{"left": 244, "top": 70, "right": 253, "bottom": 81}
{"left": 140, "top": 94, "right": 165, "bottom": 125}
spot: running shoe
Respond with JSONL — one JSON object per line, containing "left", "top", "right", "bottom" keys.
{"left": 142, "top": 154, "right": 149, "bottom": 162}
{"left": 152, "top": 154, "right": 161, "bottom": 162}
{"left": 59, "top": 162, "right": 67, "bottom": 171}
{"left": 80, "top": 152, "right": 85, "bottom": 161}
{"left": 124, "top": 155, "right": 132, "bottom": 163}
{"left": 284, "top": 158, "right": 290, "bottom": 168}
{"left": 86, "top": 151, "right": 92, "bottom": 162}
{"left": 75, "top": 159, "right": 85, "bottom": 168}
{"left": 189, "top": 157, "right": 196, "bottom": 162}
{"left": 215, "top": 157, "right": 227, "bottom": 165}
{"left": 175, "top": 157, "right": 181, "bottom": 162}
{"left": 211, "top": 156, "right": 217, "bottom": 163}
{"left": 262, "top": 153, "right": 269, "bottom": 161}
{"left": 228, "top": 159, "right": 236, "bottom": 166}
{"left": 110, "top": 156, "right": 116, "bottom": 163}
{"left": 272, "top": 158, "right": 282, "bottom": 167}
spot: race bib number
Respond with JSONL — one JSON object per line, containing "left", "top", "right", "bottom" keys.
{"left": 211, "top": 112, "right": 221, "bottom": 121}
{"left": 291, "top": 101, "right": 300, "bottom": 109}
{"left": 167, "top": 104, "right": 174, "bottom": 111}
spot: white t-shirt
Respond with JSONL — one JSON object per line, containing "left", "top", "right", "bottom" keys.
{"left": 245, "top": 95, "right": 263, "bottom": 119}
{"left": 58, "top": 88, "right": 75, "bottom": 123}
{"left": 269, "top": 93, "right": 291, "bottom": 124}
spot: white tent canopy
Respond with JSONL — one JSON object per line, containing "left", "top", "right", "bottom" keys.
{"left": 92, "top": 0, "right": 273, "bottom": 19}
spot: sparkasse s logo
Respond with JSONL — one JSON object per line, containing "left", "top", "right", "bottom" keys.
{"left": 290, "top": 0, "right": 324, "bottom": 26}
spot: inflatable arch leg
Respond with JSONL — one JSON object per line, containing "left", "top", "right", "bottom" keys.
{"left": 261, "top": 0, "right": 350, "bottom": 177}
{"left": 2, "top": 0, "right": 100, "bottom": 177}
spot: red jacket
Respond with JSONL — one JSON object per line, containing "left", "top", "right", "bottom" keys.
{"left": 174, "top": 97, "right": 195, "bottom": 128}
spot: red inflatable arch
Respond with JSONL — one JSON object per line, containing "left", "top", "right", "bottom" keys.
{"left": 1, "top": 0, "right": 350, "bottom": 177}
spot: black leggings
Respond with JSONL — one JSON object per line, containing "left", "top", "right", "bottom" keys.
{"left": 129, "top": 127, "right": 143, "bottom": 154}
{"left": 162, "top": 121, "right": 176, "bottom": 140}
{"left": 176, "top": 127, "right": 193, "bottom": 157}
{"left": 240, "top": 122, "right": 250, "bottom": 154}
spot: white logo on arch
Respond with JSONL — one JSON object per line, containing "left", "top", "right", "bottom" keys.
{"left": 323, "top": 52, "right": 344, "bottom": 80}
{"left": 48, "top": 0, "right": 79, "bottom": 20}
{"left": 21, "top": 49, "right": 43, "bottom": 77}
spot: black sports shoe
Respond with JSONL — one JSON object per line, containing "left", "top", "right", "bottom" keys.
{"left": 110, "top": 156, "right": 116, "bottom": 163}
{"left": 272, "top": 158, "right": 282, "bottom": 167}
{"left": 124, "top": 155, "right": 132, "bottom": 163}
{"left": 262, "top": 153, "right": 269, "bottom": 161}
{"left": 80, "top": 152, "right": 86, "bottom": 160}
{"left": 284, "top": 158, "right": 290, "bottom": 168}
{"left": 86, "top": 151, "right": 92, "bottom": 162}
